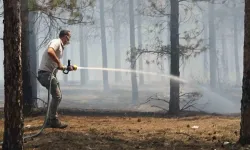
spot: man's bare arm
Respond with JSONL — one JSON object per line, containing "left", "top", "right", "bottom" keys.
{"left": 47, "top": 47, "right": 64, "bottom": 70}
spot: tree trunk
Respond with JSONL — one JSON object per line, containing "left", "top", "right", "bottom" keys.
{"left": 146, "top": 54, "right": 151, "bottom": 81}
{"left": 208, "top": 1, "right": 217, "bottom": 89}
{"left": 166, "top": 1, "right": 170, "bottom": 75}
{"left": 221, "top": 27, "right": 228, "bottom": 81}
{"left": 136, "top": 0, "right": 144, "bottom": 85}
{"left": 99, "top": 0, "right": 109, "bottom": 91}
{"left": 112, "top": 2, "right": 122, "bottom": 83}
{"left": 161, "top": 57, "right": 165, "bottom": 81}
{"left": 21, "top": 0, "right": 34, "bottom": 115}
{"left": 233, "top": 1, "right": 241, "bottom": 85}
{"left": 84, "top": 32, "right": 89, "bottom": 82}
{"left": 79, "top": 25, "right": 89, "bottom": 85}
{"left": 71, "top": 41, "right": 75, "bottom": 81}
{"left": 2, "top": 0, "right": 24, "bottom": 149}
{"left": 159, "top": 23, "right": 165, "bottom": 81}
{"left": 203, "top": 18, "right": 209, "bottom": 78}
{"left": 181, "top": 57, "right": 185, "bottom": 78}
{"left": 36, "top": 27, "right": 40, "bottom": 98}
{"left": 28, "top": 12, "right": 37, "bottom": 107}
{"left": 169, "top": 0, "right": 180, "bottom": 114}
{"left": 129, "top": 0, "right": 138, "bottom": 104}
{"left": 239, "top": 0, "right": 250, "bottom": 145}
{"left": 79, "top": 25, "right": 85, "bottom": 85}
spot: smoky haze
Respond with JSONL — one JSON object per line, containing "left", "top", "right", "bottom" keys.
{"left": 0, "top": 0, "right": 244, "bottom": 114}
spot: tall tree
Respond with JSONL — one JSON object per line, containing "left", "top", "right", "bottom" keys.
{"left": 169, "top": 0, "right": 180, "bottom": 114}
{"left": 165, "top": 1, "right": 170, "bottom": 76}
{"left": 21, "top": 0, "right": 34, "bottom": 115}
{"left": 208, "top": 0, "right": 217, "bottom": 89}
{"left": 239, "top": 0, "right": 250, "bottom": 145}
{"left": 221, "top": 26, "right": 229, "bottom": 81}
{"left": 2, "top": 0, "right": 24, "bottom": 149}
{"left": 70, "top": 39, "right": 76, "bottom": 81}
{"left": 112, "top": 0, "right": 122, "bottom": 83}
{"left": 129, "top": 0, "right": 139, "bottom": 104}
{"left": 203, "top": 15, "right": 209, "bottom": 78}
{"left": 29, "top": 12, "right": 38, "bottom": 107}
{"left": 84, "top": 31, "right": 89, "bottom": 82}
{"left": 79, "top": 25, "right": 89, "bottom": 85}
{"left": 99, "top": 0, "right": 109, "bottom": 91}
{"left": 233, "top": 0, "right": 241, "bottom": 85}
{"left": 137, "top": 0, "right": 205, "bottom": 113}
{"left": 136, "top": 0, "right": 144, "bottom": 85}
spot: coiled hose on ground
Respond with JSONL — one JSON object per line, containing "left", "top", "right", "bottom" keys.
{"left": 0, "top": 68, "right": 57, "bottom": 145}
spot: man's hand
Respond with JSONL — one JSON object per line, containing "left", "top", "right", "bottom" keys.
{"left": 67, "top": 66, "right": 74, "bottom": 71}
{"left": 57, "top": 63, "right": 66, "bottom": 70}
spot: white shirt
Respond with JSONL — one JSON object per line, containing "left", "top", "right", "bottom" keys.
{"left": 39, "top": 38, "right": 64, "bottom": 74}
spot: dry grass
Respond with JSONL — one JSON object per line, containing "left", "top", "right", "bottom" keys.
{"left": 0, "top": 114, "right": 247, "bottom": 150}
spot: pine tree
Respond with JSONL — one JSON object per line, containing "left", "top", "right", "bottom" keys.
{"left": 2, "top": 0, "right": 24, "bottom": 149}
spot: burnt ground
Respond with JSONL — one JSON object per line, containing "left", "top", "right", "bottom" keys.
{"left": 0, "top": 109, "right": 248, "bottom": 150}
{"left": 0, "top": 83, "right": 244, "bottom": 149}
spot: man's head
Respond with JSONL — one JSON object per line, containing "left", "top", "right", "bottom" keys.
{"left": 59, "top": 30, "right": 71, "bottom": 45}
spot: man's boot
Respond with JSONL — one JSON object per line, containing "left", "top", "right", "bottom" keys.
{"left": 47, "top": 118, "right": 68, "bottom": 129}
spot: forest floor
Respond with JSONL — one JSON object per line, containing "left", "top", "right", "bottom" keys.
{"left": 0, "top": 111, "right": 248, "bottom": 150}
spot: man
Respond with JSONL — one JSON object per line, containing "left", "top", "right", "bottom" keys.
{"left": 37, "top": 29, "right": 73, "bottom": 128}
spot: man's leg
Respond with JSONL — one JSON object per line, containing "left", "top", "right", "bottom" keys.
{"left": 49, "top": 75, "right": 67, "bottom": 128}
{"left": 37, "top": 71, "right": 67, "bottom": 128}
{"left": 49, "top": 75, "right": 61, "bottom": 119}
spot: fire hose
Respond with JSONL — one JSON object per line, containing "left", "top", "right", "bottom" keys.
{"left": 0, "top": 59, "right": 78, "bottom": 145}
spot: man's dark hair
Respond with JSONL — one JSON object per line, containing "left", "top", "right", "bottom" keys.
{"left": 59, "top": 30, "right": 70, "bottom": 38}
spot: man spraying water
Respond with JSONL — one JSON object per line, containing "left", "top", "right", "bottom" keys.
{"left": 37, "top": 29, "right": 74, "bottom": 129}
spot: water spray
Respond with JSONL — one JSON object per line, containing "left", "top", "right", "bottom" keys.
{"left": 76, "top": 67, "right": 188, "bottom": 84}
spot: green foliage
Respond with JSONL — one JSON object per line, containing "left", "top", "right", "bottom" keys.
{"left": 28, "top": 0, "right": 37, "bottom": 11}
{"left": 28, "top": 0, "right": 66, "bottom": 11}
{"left": 28, "top": 0, "right": 95, "bottom": 25}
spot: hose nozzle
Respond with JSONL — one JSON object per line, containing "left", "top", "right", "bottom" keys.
{"left": 62, "top": 59, "right": 78, "bottom": 74}
{"left": 72, "top": 65, "right": 77, "bottom": 71}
